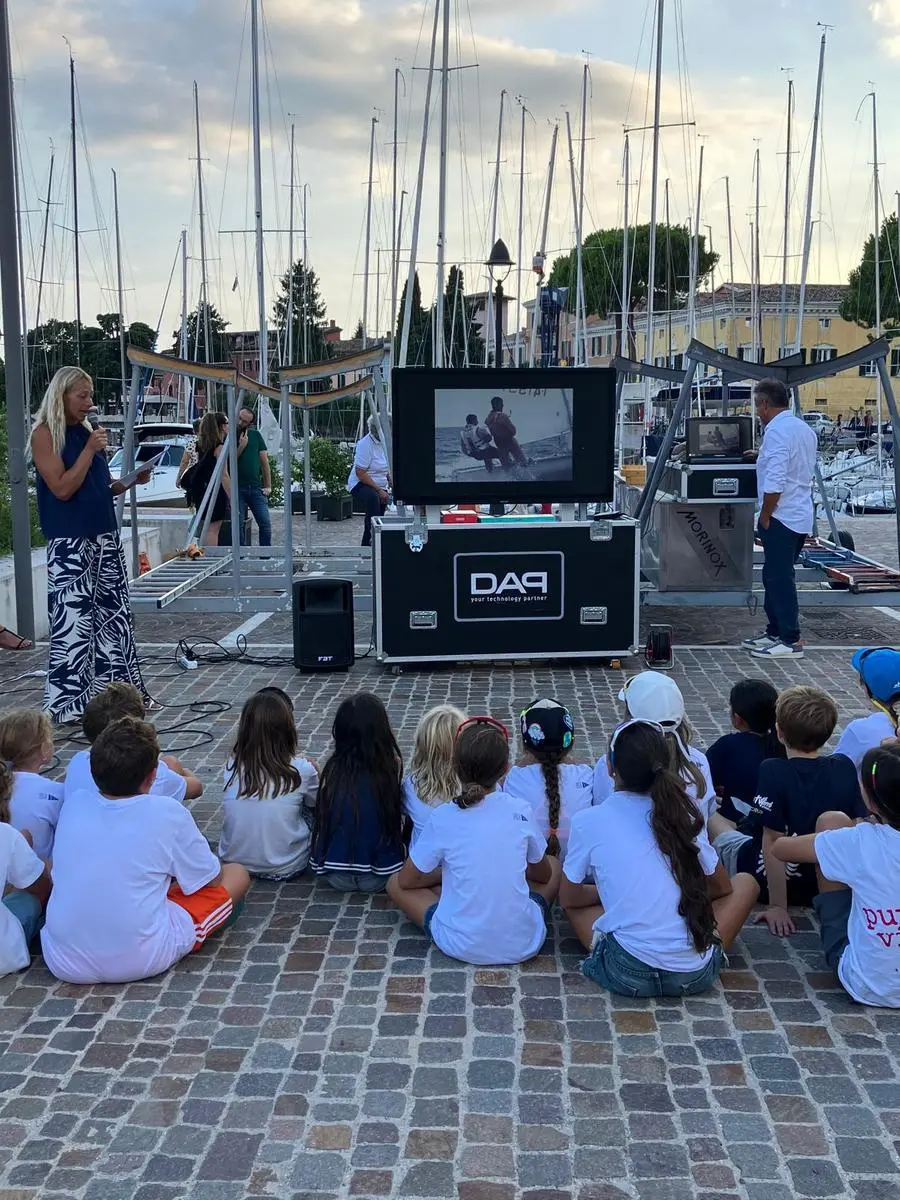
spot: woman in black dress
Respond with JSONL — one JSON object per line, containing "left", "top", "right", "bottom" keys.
{"left": 187, "top": 412, "right": 231, "bottom": 546}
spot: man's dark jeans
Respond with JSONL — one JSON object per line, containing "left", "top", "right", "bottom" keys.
{"left": 759, "top": 517, "right": 807, "bottom": 645}
{"left": 239, "top": 484, "right": 272, "bottom": 547}
{"left": 352, "top": 483, "right": 387, "bottom": 547}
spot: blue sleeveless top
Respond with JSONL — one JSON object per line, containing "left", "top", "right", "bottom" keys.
{"left": 36, "top": 424, "right": 117, "bottom": 539}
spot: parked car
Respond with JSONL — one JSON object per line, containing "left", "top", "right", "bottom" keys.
{"left": 802, "top": 412, "right": 835, "bottom": 436}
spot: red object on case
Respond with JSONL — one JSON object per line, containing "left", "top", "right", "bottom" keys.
{"left": 441, "top": 509, "right": 478, "bottom": 524}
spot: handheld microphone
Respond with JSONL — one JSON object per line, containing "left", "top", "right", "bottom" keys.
{"left": 86, "top": 407, "right": 101, "bottom": 430}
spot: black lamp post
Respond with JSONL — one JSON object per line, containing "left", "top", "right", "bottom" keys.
{"left": 486, "top": 238, "right": 513, "bottom": 368}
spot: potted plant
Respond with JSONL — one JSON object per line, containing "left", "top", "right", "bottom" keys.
{"left": 290, "top": 456, "right": 325, "bottom": 515}
{"left": 309, "top": 437, "right": 354, "bottom": 522}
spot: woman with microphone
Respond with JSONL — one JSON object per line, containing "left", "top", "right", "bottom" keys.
{"left": 31, "top": 367, "right": 153, "bottom": 723}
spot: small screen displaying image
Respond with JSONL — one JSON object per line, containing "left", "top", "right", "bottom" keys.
{"left": 434, "top": 387, "right": 574, "bottom": 484}
{"left": 694, "top": 419, "right": 742, "bottom": 458}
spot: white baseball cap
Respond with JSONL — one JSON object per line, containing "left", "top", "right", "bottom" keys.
{"left": 618, "top": 672, "right": 685, "bottom": 730}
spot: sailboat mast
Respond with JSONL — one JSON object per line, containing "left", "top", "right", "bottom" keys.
{"left": 645, "top": 0, "right": 664, "bottom": 385}
{"left": 528, "top": 121, "right": 559, "bottom": 368}
{"left": 754, "top": 146, "right": 761, "bottom": 362}
{"left": 434, "top": 0, "right": 450, "bottom": 368}
{"left": 576, "top": 63, "right": 588, "bottom": 366}
{"left": 399, "top": 0, "right": 440, "bottom": 369}
{"left": 193, "top": 82, "right": 212, "bottom": 365}
{"left": 485, "top": 89, "right": 506, "bottom": 366}
{"left": 688, "top": 144, "right": 704, "bottom": 341}
{"left": 621, "top": 134, "right": 630, "bottom": 358}
{"left": 391, "top": 67, "right": 402, "bottom": 340}
{"left": 794, "top": 31, "right": 827, "bottom": 356}
{"left": 250, "top": 0, "right": 267, "bottom": 384}
{"left": 664, "top": 178, "right": 672, "bottom": 358}
{"left": 872, "top": 88, "right": 882, "bottom": 465}
{"left": 565, "top": 111, "right": 579, "bottom": 363}
{"left": 725, "top": 174, "right": 736, "bottom": 355}
{"left": 302, "top": 185, "right": 309, "bottom": 365}
{"left": 362, "top": 114, "right": 378, "bottom": 349}
{"left": 112, "top": 170, "right": 127, "bottom": 409}
{"left": 286, "top": 122, "right": 295, "bottom": 363}
{"left": 32, "top": 151, "right": 55, "bottom": 387}
{"left": 514, "top": 96, "right": 526, "bottom": 368}
{"left": 68, "top": 46, "right": 81, "bottom": 366}
{"left": 180, "top": 229, "right": 192, "bottom": 418}
{"left": 780, "top": 76, "right": 793, "bottom": 354}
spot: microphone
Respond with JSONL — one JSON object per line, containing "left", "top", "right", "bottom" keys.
{"left": 86, "top": 407, "right": 101, "bottom": 430}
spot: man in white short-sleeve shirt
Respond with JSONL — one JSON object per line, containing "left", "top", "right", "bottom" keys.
{"left": 743, "top": 378, "right": 817, "bottom": 661}
{"left": 347, "top": 415, "right": 391, "bottom": 548}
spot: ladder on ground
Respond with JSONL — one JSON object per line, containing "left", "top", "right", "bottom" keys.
{"left": 129, "top": 554, "right": 234, "bottom": 610}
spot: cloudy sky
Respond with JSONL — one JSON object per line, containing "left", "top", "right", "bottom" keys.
{"left": 9, "top": 0, "right": 900, "bottom": 355}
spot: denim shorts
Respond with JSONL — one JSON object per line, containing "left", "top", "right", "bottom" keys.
{"left": 582, "top": 931, "right": 725, "bottom": 998}
{"left": 423, "top": 892, "right": 549, "bottom": 940}
{"left": 813, "top": 888, "right": 851, "bottom": 973}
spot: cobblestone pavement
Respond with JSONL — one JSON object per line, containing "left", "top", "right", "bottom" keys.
{"left": 1, "top": 635, "right": 900, "bottom": 1199}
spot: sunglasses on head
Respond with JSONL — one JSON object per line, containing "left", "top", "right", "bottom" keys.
{"left": 455, "top": 716, "right": 509, "bottom": 742}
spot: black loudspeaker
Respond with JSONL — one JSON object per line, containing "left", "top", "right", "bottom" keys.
{"left": 292, "top": 578, "right": 355, "bottom": 672}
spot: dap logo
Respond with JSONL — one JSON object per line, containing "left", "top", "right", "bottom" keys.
{"left": 454, "top": 551, "right": 563, "bottom": 622}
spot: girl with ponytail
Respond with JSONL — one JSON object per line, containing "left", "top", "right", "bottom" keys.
{"left": 387, "top": 717, "right": 561, "bottom": 964}
{"left": 562, "top": 720, "right": 759, "bottom": 997}
{"left": 502, "top": 699, "right": 592, "bottom": 860}
{"left": 772, "top": 743, "right": 900, "bottom": 1008}
{"left": 0, "top": 758, "right": 52, "bottom": 978}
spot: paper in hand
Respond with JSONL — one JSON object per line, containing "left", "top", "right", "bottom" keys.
{"left": 115, "top": 451, "right": 166, "bottom": 490}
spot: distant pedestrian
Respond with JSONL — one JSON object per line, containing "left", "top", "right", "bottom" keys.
{"left": 236, "top": 407, "right": 272, "bottom": 547}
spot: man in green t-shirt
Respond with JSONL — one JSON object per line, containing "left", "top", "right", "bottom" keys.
{"left": 236, "top": 408, "right": 272, "bottom": 546}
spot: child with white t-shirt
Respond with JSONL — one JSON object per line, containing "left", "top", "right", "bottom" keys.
{"left": 834, "top": 647, "right": 900, "bottom": 770}
{"left": 0, "top": 708, "right": 63, "bottom": 860}
{"left": 43, "top": 717, "right": 251, "bottom": 985}
{"left": 387, "top": 717, "right": 561, "bottom": 965}
{"left": 772, "top": 743, "right": 900, "bottom": 1008}
{"left": 0, "top": 760, "right": 52, "bottom": 978}
{"left": 502, "top": 699, "right": 593, "bottom": 859}
{"left": 219, "top": 689, "right": 318, "bottom": 879}
{"left": 563, "top": 719, "right": 759, "bottom": 997}
{"left": 402, "top": 706, "right": 467, "bottom": 849}
{"left": 593, "top": 673, "right": 717, "bottom": 821}
{"left": 64, "top": 682, "right": 202, "bottom": 803}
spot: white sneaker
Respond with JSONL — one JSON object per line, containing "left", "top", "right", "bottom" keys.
{"left": 749, "top": 640, "right": 804, "bottom": 660}
{"left": 741, "top": 632, "right": 777, "bottom": 650}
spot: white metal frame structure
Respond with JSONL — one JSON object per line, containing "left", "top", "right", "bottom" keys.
{"left": 121, "top": 344, "right": 390, "bottom": 613}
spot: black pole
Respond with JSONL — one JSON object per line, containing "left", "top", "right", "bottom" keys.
{"left": 494, "top": 280, "right": 503, "bottom": 368}
{"left": 69, "top": 48, "right": 81, "bottom": 366}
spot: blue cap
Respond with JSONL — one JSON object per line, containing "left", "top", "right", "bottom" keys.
{"left": 852, "top": 647, "right": 900, "bottom": 704}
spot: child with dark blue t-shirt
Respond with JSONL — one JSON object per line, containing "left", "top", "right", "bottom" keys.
{"left": 711, "top": 685, "right": 864, "bottom": 936}
{"left": 706, "top": 679, "right": 784, "bottom": 823}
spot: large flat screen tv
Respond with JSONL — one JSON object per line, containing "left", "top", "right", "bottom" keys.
{"left": 391, "top": 367, "right": 616, "bottom": 505}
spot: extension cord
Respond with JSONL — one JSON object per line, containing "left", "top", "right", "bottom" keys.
{"left": 177, "top": 653, "right": 198, "bottom": 671}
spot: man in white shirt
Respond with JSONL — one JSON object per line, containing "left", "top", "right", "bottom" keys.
{"left": 742, "top": 378, "right": 817, "bottom": 660}
{"left": 347, "top": 415, "right": 391, "bottom": 548}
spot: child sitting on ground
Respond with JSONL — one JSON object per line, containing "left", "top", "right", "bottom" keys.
{"left": 43, "top": 717, "right": 250, "bottom": 984}
{"left": 503, "top": 699, "right": 593, "bottom": 859}
{"left": 710, "top": 685, "right": 864, "bottom": 937}
{"left": 593, "top": 673, "right": 717, "bottom": 821}
{"left": 706, "top": 680, "right": 784, "bottom": 822}
{"left": 773, "top": 743, "right": 900, "bottom": 1008}
{"left": 402, "top": 705, "right": 467, "bottom": 849}
{"left": 65, "top": 682, "right": 202, "bottom": 802}
{"left": 387, "top": 717, "right": 561, "bottom": 965}
{"left": 562, "top": 719, "right": 759, "bottom": 997}
{"left": 0, "top": 760, "right": 52, "bottom": 978}
{"left": 0, "top": 709, "right": 64, "bottom": 861}
{"left": 309, "top": 693, "right": 406, "bottom": 892}
{"left": 219, "top": 689, "right": 318, "bottom": 879}
{"left": 834, "top": 647, "right": 900, "bottom": 770}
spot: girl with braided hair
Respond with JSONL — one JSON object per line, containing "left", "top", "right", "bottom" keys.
{"left": 773, "top": 743, "right": 900, "bottom": 1008}
{"left": 387, "top": 717, "right": 560, "bottom": 964}
{"left": 562, "top": 720, "right": 758, "bottom": 997}
{"left": 502, "top": 699, "right": 592, "bottom": 860}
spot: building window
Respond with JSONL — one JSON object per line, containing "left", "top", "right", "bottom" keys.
{"left": 815, "top": 397, "right": 828, "bottom": 406}
{"left": 744, "top": 317, "right": 752, "bottom": 327}
{"left": 891, "top": 348, "right": 900, "bottom": 376}
{"left": 819, "top": 318, "right": 832, "bottom": 330}
{"left": 859, "top": 361, "right": 879, "bottom": 378}
{"left": 738, "top": 344, "right": 765, "bottom": 362}
{"left": 654, "top": 355, "right": 667, "bottom": 369}
{"left": 865, "top": 397, "right": 877, "bottom": 405}
{"left": 811, "top": 345, "right": 837, "bottom": 364}
{"left": 719, "top": 317, "right": 727, "bottom": 328}
{"left": 670, "top": 353, "right": 683, "bottom": 371}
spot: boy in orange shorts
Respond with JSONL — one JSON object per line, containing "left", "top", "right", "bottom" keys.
{"left": 42, "top": 717, "right": 250, "bottom": 984}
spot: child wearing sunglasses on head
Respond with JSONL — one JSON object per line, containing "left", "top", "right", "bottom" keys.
{"left": 502, "top": 699, "right": 593, "bottom": 860}
{"left": 562, "top": 719, "right": 759, "bottom": 997}
{"left": 772, "top": 744, "right": 900, "bottom": 1008}
{"left": 387, "top": 717, "right": 561, "bottom": 965}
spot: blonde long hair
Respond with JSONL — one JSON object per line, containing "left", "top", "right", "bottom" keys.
{"left": 0, "top": 708, "right": 52, "bottom": 768}
{"left": 409, "top": 705, "right": 467, "bottom": 806}
{"left": 33, "top": 367, "right": 93, "bottom": 455}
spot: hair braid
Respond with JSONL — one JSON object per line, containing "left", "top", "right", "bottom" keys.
{"left": 538, "top": 751, "right": 564, "bottom": 856}
{"left": 0, "top": 760, "right": 11, "bottom": 824}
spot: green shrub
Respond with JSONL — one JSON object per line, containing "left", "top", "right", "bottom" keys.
{"left": 308, "top": 437, "right": 353, "bottom": 497}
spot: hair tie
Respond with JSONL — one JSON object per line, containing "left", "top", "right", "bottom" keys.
{"left": 548, "top": 826, "right": 559, "bottom": 836}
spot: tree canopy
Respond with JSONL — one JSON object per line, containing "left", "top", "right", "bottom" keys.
{"left": 549, "top": 223, "right": 718, "bottom": 349}
{"left": 272, "top": 260, "right": 331, "bottom": 366}
{"left": 172, "top": 302, "right": 230, "bottom": 367}
{"left": 393, "top": 266, "right": 484, "bottom": 367}
{"left": 27, "top": 314, "right": 158, "bottom": 409}
{"left": 841, "top": 214, "right": 900, "bottom": 332}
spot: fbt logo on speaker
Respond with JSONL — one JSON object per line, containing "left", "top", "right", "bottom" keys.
{"left": 453, "top": 551, "right": 564, "bottom": 622}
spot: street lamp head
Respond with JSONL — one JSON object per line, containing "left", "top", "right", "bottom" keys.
{"left": 486, "top": 237, "right": 513, "bottom": 282}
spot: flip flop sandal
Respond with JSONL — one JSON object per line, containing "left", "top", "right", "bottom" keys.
{"left": 0, "top": 627, "right": 33, "bottom": 650}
